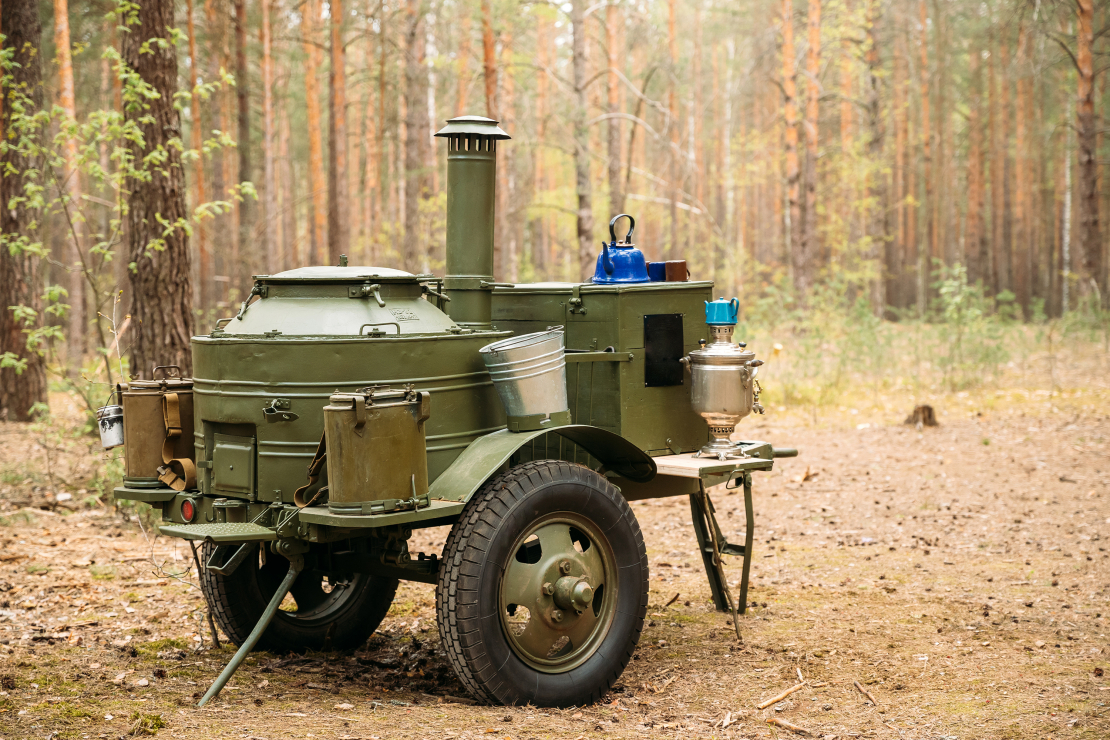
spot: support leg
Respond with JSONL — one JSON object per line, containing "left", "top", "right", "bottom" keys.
{"left": 737, "top": 473, "right": 754, "bottom": 615}
{"left": 689, "top": 492, "right": 729, "bottom": 612}
{"left": 198, "top": 556, "right": 302, "bottom": 707}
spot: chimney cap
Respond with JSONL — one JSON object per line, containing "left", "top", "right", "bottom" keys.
{"left": 435, "top": 115, "right": 511, "bottom": 140}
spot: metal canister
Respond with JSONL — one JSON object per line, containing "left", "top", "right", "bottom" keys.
{"left": 324, "top": 386, "right": 431, "bottom": 515}
{"left": 121, "top": 366, "right": 195, "bottom": 488}
{"left": 681, "top": 324, "right": 763, "bottom": 459}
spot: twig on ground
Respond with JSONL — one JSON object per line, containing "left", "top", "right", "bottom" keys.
{"left": 664, "top": 592, "right": 680, "bottom": 607}
{"left": 796, "top": 666, "right": 804, "bottom": 682}
{"left": 766, "top": 716, "right": 811, "bottom": 735}
{"left": 757, "top": 682, "right": 806, "bottom": 709}
{"left": 853, "top": 679, "right": 878, "bottom": 706}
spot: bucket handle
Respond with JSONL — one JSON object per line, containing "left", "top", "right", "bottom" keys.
{"left": 609, "top": 213, "right": 635, "bottom": 244}
{"left": 152, "top": 365, "right": 182, "bottom": 380}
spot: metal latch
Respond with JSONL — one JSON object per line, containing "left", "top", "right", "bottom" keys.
{"left": 569, "top": 285, "right": 586, "bottom": 315}
{"left": 263, "top": 398, "right": 299, "bottom": 422}
{"left": 349, "top": 283, "right": 386, "bottom": 307}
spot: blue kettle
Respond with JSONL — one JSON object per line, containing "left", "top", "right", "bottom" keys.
{"left": 592, "top": 214, "right": 650, "bottom": 284}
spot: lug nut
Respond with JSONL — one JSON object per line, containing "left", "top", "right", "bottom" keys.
{"left": 559, "top": 560, "right": 572, "bottom": 574}
{"left": 542, "top": 582, "right": 555, "bottom": 596}
{"left": 552, "top": 609, "right": 563, "bottom": 622}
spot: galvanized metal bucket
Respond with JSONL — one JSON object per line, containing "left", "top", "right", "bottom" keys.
{"left": 96, "top": 404, "right": 125, "bottom": 449}
{"left": 480, "top": 330, "right": 568, "bottom": 418}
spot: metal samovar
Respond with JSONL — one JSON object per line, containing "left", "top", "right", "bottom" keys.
{"left": 681, "top": 298, "right": 764, "bottom": 459}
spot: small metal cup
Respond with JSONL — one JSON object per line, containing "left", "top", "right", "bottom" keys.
{"left": 96, "top": 404, "right": 125, "bottom": 449}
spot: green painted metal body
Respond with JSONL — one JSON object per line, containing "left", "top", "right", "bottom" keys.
{"left": 134, "top": 266, "right": 711, "bottom": 548}
{"left": 491, "top": 281, "right": 712, "bottom": 455}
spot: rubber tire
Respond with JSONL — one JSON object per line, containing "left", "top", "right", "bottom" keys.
{"left": 199, "top": 541, "right": 398, "bottom": 653}
{"left": 436, "top": 460, "right": 649, "bottom": 707}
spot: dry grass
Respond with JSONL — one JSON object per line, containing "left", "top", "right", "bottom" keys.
{"left": 0, "top": 345, "right": 1107, "bottom": 739}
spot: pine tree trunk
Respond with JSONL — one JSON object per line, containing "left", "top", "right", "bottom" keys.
{"left": 781, "top": 0, "right": 803, "bottom": 300}
{"left": 187, "top": 0, "right": 211, "bottom": 307}
{"left": 1013, "top": 22, "right": 1031, "bottom": 315}
{"left": 261, "top": 0, "right": 276, "bottom": 273}
{"left": 892, "top": 31, "right": 908, "bottom": 307}
{"left": 917, "top": 0, "right": 932, "bottom": 304}
{"left": 328, "top": 0, "right": 349, "bottom": 263}
{"left": 667, "top": 0, "right": 679, "bottom": 257}
{"left": 500, "top": 31, "right": 516, "bottom": 281}
{"left": 865, "top": 0, "right": 886, "bottom": 314}
{"left": 363, "top": 0, "right": 379, "bottom": 255}
{"left": 966, "top": 43, "right": 985, "bottom": 285}
{"left": 801, "top": 0, "right": 821, "bottom": 285}
{"left": 403, "top": 0, "right": 427, "bottom": 272}
{"left": 456, "top": 12, "right": 471, "bottom": 115}
{"left": 303, "top": 0, "right": 327, "bottom": 263}
{"left": 1076, "top": 0, "right": 1102, "bottom": 300}
{"left": 480, "top": 0, "right": 497, "bottom": 116}
{"left": 0, "top": 0, "right": 49, "bottom": 420}
{"left": 122, "top": 0, "right": 194, "bottom": 376}
{"left": 535, "top": 15, "right": 550, "bottom": 278}
{"left": 53, "top": 0, "right": 86, "bottom": 365}
{"left": 571, "top": 0, "right": 594, "bottom": 278}
{"left": 235, "top": 0, "right": 251, "bottom": 279}
{"left": 606, "top": 3, "right": 623, "bottom": 215}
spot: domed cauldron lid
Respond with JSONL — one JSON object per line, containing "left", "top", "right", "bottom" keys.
{"left": 255, "top": 265, "right": 420, "bottom": 283}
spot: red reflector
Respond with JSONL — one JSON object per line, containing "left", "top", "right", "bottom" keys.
{"left": 181, "top": 499, "right": 196, "bottom": 523}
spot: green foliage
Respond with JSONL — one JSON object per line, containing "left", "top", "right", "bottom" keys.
{"left": 0, "top": 3, "right": 250, "bottom": 418}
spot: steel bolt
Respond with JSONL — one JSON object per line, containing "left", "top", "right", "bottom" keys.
{"left": 559, "top": 560, "right": 572, "bottom": 574}
{"left": 542, "top": 582, "right": 555, "bottom": 596}
{"left": 552, "top": 609, "right": 563, "bottom": 623}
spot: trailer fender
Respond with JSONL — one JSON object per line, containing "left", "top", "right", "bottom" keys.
{"left": 428, "top": 425, "right": 656, "bottom": 503}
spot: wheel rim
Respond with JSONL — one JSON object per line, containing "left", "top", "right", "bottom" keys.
{"left": 499, "top": 513, "right": 617, "bottom": 673}
{"left": 259, "top": 554, "right": 361, "bottom": 623}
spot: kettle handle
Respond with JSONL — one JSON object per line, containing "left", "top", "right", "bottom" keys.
{"left": 609, "top": 213, "right": 635, "bottom": 244}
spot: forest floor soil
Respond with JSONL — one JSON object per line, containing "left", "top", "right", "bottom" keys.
{"left": 0, "top": 384, "right": 1107, "bottom": 739}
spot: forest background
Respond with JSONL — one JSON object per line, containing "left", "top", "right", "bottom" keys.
{"left": 0, "top": 0, "right": 1108, "bottom": 424}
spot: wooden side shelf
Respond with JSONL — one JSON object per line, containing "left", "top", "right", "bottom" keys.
{"left": 652, "top": 452, "right": 774, "bottom": 479}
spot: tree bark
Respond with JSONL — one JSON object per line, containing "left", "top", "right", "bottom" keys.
{"left": 456, "top": 11, "right": 471, "bottom": 115}
{"left": 1013, "top": 22, "right": 1030, "bottom": 314}
{"left": 402, "top": 0, "right": 427, "bottom": 272}
{"left": 363, "top": 0, "right": 379, "bottom": 254}
{"left": 966, "top": 42, "right": 986, "bottom": 285}
{"left": 782, "top": 0, "right": 803, "bottom": 300}
{"left": 235, "top": 0, "right": 251, "bottom": 281}
{"left": 53, "top": 0, "right": 86, "bottom": 364}
{"left": 303, "top": 0, "right": 327, "bottom": 263}
{"left": 1076, "top": 0, "right": 1102, "bottom": 300}
{"left": 262, "top": 0, "right": 276, "bottom": 273}
{"left": 480, "top": 0, "right": 497, "bottom": 116}
{"left": 667, "top": 0, "right": 679, "bottom": 256}
{"left": 186, "top": 0, "right": 211, "bottom": 306}
{"left": 917, "top": 0, "right": 932, "bottom": 302}
{"left": 122, "top": 0, "right": 194, "bottom": 376}
{"left": 571, "top": 0, "right": 594, "bottom": 278}
{"left": 801, "top": 0, "right": 821, "bottom": 284}
{"left": 0, "top": 0, "right": 49, "bottom": 420}
{"left": 328, "top": 0, "right": 349, "bottom": 263}
{"left": 865, "top": 0, "right": 886, "bottom": 314}
{"left": 606, "top": 2, "right": 623, "bottom": 215}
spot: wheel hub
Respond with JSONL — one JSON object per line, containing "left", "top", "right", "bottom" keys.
{"left": 552, "top": 575, "right": 593, "bottom": 614}
{"left": 499, "top": 513, "right": 617, "bottom": 672}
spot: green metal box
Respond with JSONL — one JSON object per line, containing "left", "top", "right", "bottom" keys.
{"left": 491, "top": 281, "right": 712, "bottom": 455}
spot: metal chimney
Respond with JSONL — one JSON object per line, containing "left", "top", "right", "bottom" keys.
{"left": 434, "top": 115, "right": 511, "bottom": 330}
